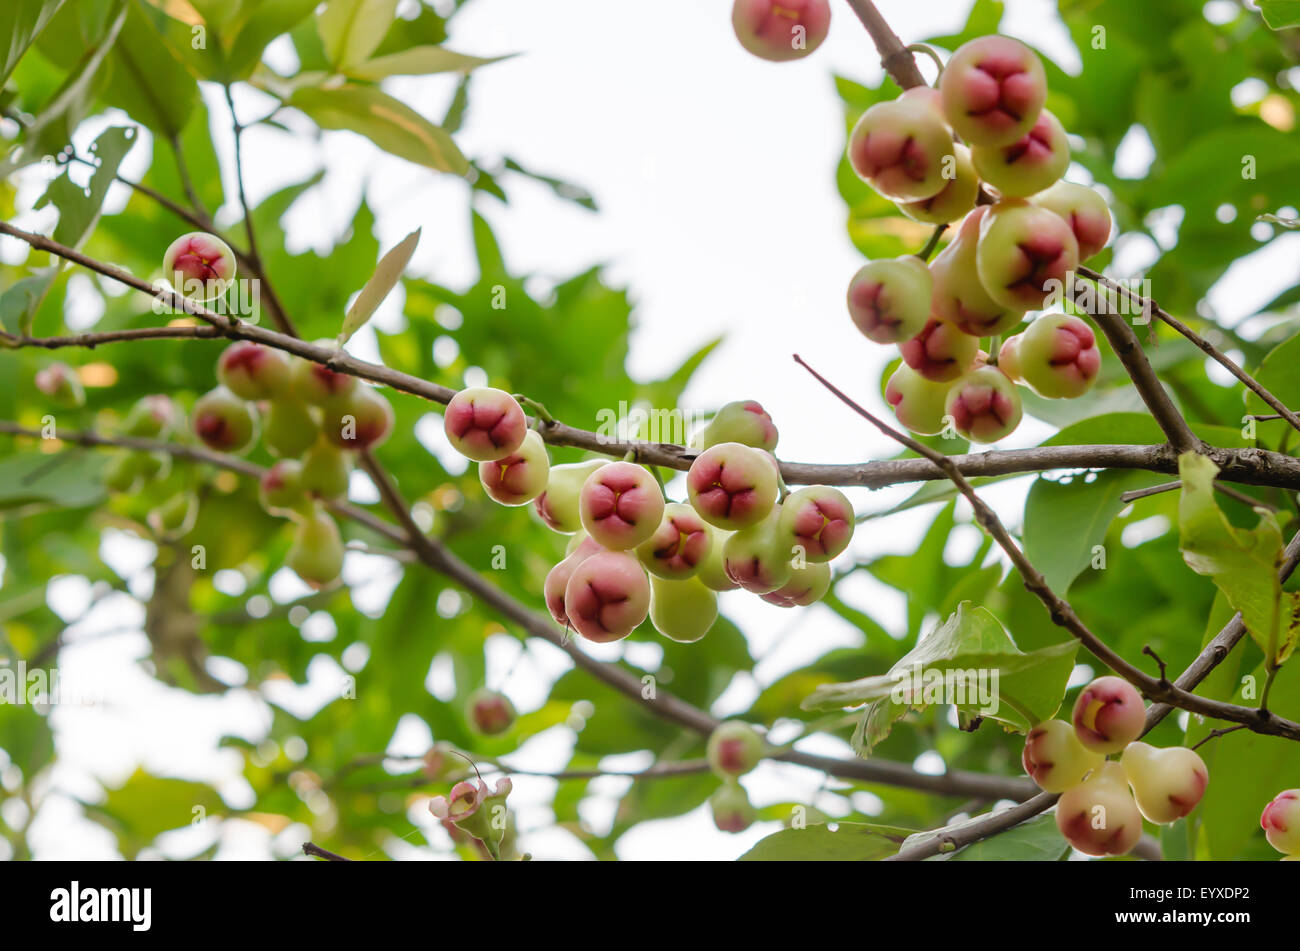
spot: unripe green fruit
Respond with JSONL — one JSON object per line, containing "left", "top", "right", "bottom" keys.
{"left": 217, "top": 341, "right": 292, "bottom": 400}
{"left": 1072, "top": 675, "right": 1145, "bottom": 754}
{"left": 443, "top": 386, "right": 527, "bottom": 462}
{"left": 687, "top": 442, "right": 779, "bottom": 531}
{"left": 579, "top": 461, "right": 665, "bottom": 550}
{"left": 938, "top": 35, "right": 1047, "bottom": 148}
{"left": 899, "top": 318, "right": 980, "bottom": 383}
{"left": 884, "top": 363, "right": 954, "bottom": 436}
{"left": 708, "top": 721, "right": 765, "bottom": 778}
{"left": 479, "top": 429, "right": 550, "bottom": 506}
{"left": 148, "top": 491, "right": 198, "bottom": 537}
{"left": 1261, "top": 789, "right": 1300, "bottom": 855}
{"left": 162, "top": 231, "right": 237, "bottom": 301}
{"left": 102, "top": 450, "right": 144, "bottom": 494}
{"left": 1055, "top": 761, "right": 1143, "bottom": 857}
{"left": 563, "top": 550, "right": 651, "bottom": 643}
{"left": 760, "top": 561, "right": 831, "bottom": 607}
{"left": 1120, "top": 741, "right": 1208, "bottom": 825}
{"left": 123, "top": 394, "right": 178, "bottom": 439}
{"left": 898, "top": 144, "right": 979, "bottom": 225}
{"left": 534, "top": 460, "right": 607, "bottom": 533}
{"left": 34, "top": 363, "right": 85, "bottom": 408}
{"left": 731, "top": 0, "right": 830, "bottom": 63}
{"left": 637, "top": 502, "right": 713, "bottom": 579}
{"left": 777, "top": 486, "right": 854, "bottom": 563}
{"left": 300, "top": 441, "right": 352, "bottom": 501}
{"left": 722, "top": 505, "right": 792, "bottom": 594}
{"left": 648, "top": 574, "right": 719, "bottom": 643}
{"left": 846, "top": 256, "right": 933, "bottom": 345}
{"left": 929, "top": 206, "right": 1024, "bottom": 337}
{"left": 466, "top": 687, "right": 516, "bottom": 735}
{"left": 976, "top": 200, "right": 1079, "bottom": 312}
{"left": 192, "top": 387, "right": 258, "bottom": 453}
{"left": 260, "top": 459, "right": 307, "bottom": 516}
{"left": 289, "top": 351, "right": 358, "bottom": 406}
{"left": 944, "top": 366, "right": 1022, "bottom": 444}
{"left": 321, "top": 385, "right": 395, "bottom": 451}
{"left": 1030, "top": 180, "right": 1112, "bottom": 260}
{"left": 1021, "top": 719, "right": 1104, "bottom": 793}
{"left": 545, "top": 536, "right": 604, "bottom": 626}
{"left": 996, "top": 335, "right": 1023, "bottom": 382}
{"left": 848, "top": 92, "right": 956, "bottom": 202}
{"left": 696, "top": 528, "right": 740, "bottom": 592}
{"left": 1015, "top": 314, "right": 1101, "bottom": 399}
{"left": 137, "top": 451, "right": 171, "bottom": 482}
{"left": 263, "top": 398, "right": 320, "bottom": 458}
{"left": 691, "top": 400, "right": 779, "bottom": 453}
{"left": 971, "top": 109, "right": 1069, "bottom": 198}
{"left": 710, "top": 781, "right": 756, "bottom": 833}
{"left": 287, "top": 508, "right": 344, "bottom": 588}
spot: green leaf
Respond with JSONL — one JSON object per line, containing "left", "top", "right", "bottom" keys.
{"left": 104, "top": 3, "right": 199, "bottom": 135}
{"left": 346, "top": 45, "right": 508, "bottom": 81}
{"left": 287, "top": 82, "right": 468, "bottom": 174}
{"left": 1177, "top": 452, "right": 1298, "bottom": 666}
{"left": 226, "top": 0, "right": 319, "bottom": 79}
{"left": 316, "top": 0, "right": 397, "bottom": 69}
{"left": 37, "top": 125, "right": 138, "bottom": 247}
{"left": 739, "top": 822, "right": 907, "bottom": 861}
{"left": 338, "top": 227, "right": 420, "bottom": 344}
{"left": 1258, "top": 1, "right": 1300, "bottom": 29}
{"left": 0, "top": 0, "right": 66, "bottom": 86}
{"left": 0, "top": 451, "right": 107, "bottom": 509}
{"left": 501, "top": 157, "right": 598, "bottom": 211}
{"left": 83, "top": 769, "right": 222, "bottom": 858}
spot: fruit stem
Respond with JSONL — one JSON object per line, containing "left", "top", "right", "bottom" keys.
{"left": 915, "top": 225, "right": 946, "bottom": 262}
{"left": 514, "top": 394, "right": 555, "bottom": 425}
{"left": 905, "top": 44, "right": 945, "bottom": 80}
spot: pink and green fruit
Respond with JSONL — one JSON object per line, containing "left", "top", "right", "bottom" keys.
{"left": 722, "top": 505, "right": 792, "bottom": 594}
{"left": 479, "top": 430, "right": 550, "bottom": 506}
{"left": 898, "top": 144, "right": 979, "bottom": 225}
{"left": 34, "top": 363, "right": 85, "bottom": 408}
{"left": 217, "top": 342, "right": 291, "bottom": 401}
{"left": 1261, "top": 790, "right": 1300, "bottom": 855}
{"left": 846, "top": 256, "right": 933, "bottom": 345}
{"left": 696, "top": 529, "right": 740, "bottom": 592}
{"left": 563, "top": 550, "right": 651, "bottom": 643}
{"left": 687, "top": 442, "right": 780, "bottom": 531}
{"left": 192, "top": 387, "right": 258, "bottom": 453}
{"left": 899, "top": 319, "right": 981, "bottom": 383}
{"left": 971, "top": 109, "right": 1069, "bottom": 198}
{"left": 944, "top": 366, "right": 1022, "bottom": 443}
{"left": 710, "top": 781, "right": 756, "bottom": 833}
{"left": 263, "top": 398, "right": 320, "bottom": 458}
{"left": 260, "top": 459, "right": 307, "bottom": 515}
{"left": 162, "top": 232, "right": 236, "bottom": 301}
{"left": 466, "top": 688, "right": 516, "bottom": 735}
{"left": 1072, "top": 675, "right": 1146, "bottom": 754}
{"left": 637, "top": 502, "right": 713, "bottom": 579}
{"left": 322, "top": 385, "right": 395, "bottom": 450}
{"left": 708, "top": 721, "right": 765, "bottom": 778}
{"left": 443, "top": 386, "right": 527, "bottom": 462}
{"left": 1016, "top": 314, "right": 1101, "bottom": 399}
{"left": 760, "top": 561, "right": 831, "bottom": 607}
{"left": 996, "top": 335, "right": 1023, "bottom": 382}
{"left": 938, "top": 35, "right": 1047, "bottom": 148}
{"left": 1021, "top": 719, "right": 1104, "bottom": 793}
{"left": 1031, "top": 181, "right": 1112, "bottom": 259}
{"left": 848, "top": 95, "right": 956, "bottom": 202}
{"left": 929, "top": 206, "right": 1024, "bottom": 337}
{"left": 579, "top": 461, "right": 665, "bottom": 550}
{"left": 1055, "top": 761, "right": 1143, "bottom": 857}
{"left": 534, "top": 460, "right": 607, "bottom": 533}
{"left": 544, "top": 536, "right": 604, "bottom": 626}
{"left": 885, "top": 363, "right": 955, "bottom": 436}
{"left": 777, "top": 485, "right": 854, "bottom": 562}
{"left": 300, "top": 441, "right": 352, "bottom": 501}
{"left": 731, "top": 0, "right": 831, "bottom": 63}
{"left": 692, "top": 400, "right": 779, "bottom": 452}
{"left": 648, "top": 574, "right": 719, "bottom": 643}
{"left": 124, "top": 394, "right": 178, "bottom": 439}
{"left": 1120, "top": 741, "right": 1208, "bottom": 824}
{"left": 286, "top": 508, "right": 345, "bottom": 589}
{"left": 975, "top": 200, "right": 1080, "bottom": 311}
{"left": 289, "top": 352, "right": 357, "bottom": 406}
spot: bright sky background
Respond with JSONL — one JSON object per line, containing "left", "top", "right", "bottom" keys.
{"left": 5, "top": 0, "right": 1299, "bottom": 861}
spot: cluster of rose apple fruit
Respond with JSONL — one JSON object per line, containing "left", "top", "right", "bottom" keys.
{"left": 440, "top": 386, "right": 854, "bottom": 644}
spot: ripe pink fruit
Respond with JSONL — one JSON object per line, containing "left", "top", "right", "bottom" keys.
{"left": 1016, "top": 314, "right": 1101, "bottom": 399}
{"left": 563, "top": 550, "right": 651, "bottom": 643}
{"left": 938, "top": 35, "right": 1047, "bottom": 148}
{"left": 687, "top": 442, "right": 780, "bottom": 531}
{"left": 443, "top": 387, "right": 527, "bottom": 462}
{"left": 1261, "top": 789, "right": 1300, "bottom": 855}
{"left": 192, "top": 386, "right": 258, "bottom": 453}
{"left": 578, "top": 461, "right": 665, "bottom": 550}
{"left": 544, "top": 535, "right": 604, "bottom": 626}
{"left": 885, "top": 363, "right": 955, "bottom": 436}
{"left": 846, "top": 256, "right": 933, "bottom": 345}
{"left": 163, "top": 231, "right": 236, "bottom": 301}
{"left": 466, "top": 688, "right": 516, "bottom": 735}
{"left": 898, "top": 143, "right": 979, "bottom": 225}
{"left": 899, "top": 318, "right": 980, "bottom": 383}
{"left": 217, "top": 342, "right": 292, "bottom": 400}
{"left": 1055, "top": 761, "right": 1143, "bottom": 857}
{"left": 637, "top": 502, "right": 713, "bottom": 579}
{"left": 710, "top": 782, "right": 756, "bottom": 833}
{"left": 1021, "top": 719, "right": 1104, "bottom": 793}
{"left": 975, "top": 200, "right": 1079, "bottom": 311}
{"left": 760, "top": 561, "right": 831, "bottom": 607}
{"left": 722, "top": 505, "right": 792, "bottom": 594}
{"left": 692, "top": 400, "right": 780, "bottom": 452}
{"left": 260, "top": 459, "right": 306, "bottom": 516}
{"left": 848, "top": 93, "right": 956, "bottom": 202}
{"left": 1120, "top": 741, "right": 1208, "bottom": 825}
{"left": 971, "top": 109, "right": 1069, "bottom": 198}
{"left": 929, "top": 206, "right": 1025, "bottom": 337}
{"left": 290, "top": 352, "right": 357, "bottom": 406}
{"left": 479, "top": 430, "right": 550, "bottom": 506}
{"left": 322, "top": 385, "right": 396, "bottom": 450}
{"left": 732, "top": 0, "right": 830, "bottom": 63}
{"left": 708, "top": 721, "right": 765, "bottom": 777}
{"left": 996, "top": 334, "right": 1023, "bottom": 382}
{"left": 1072, "top": 675, "right": 1146, "bottom": 754}
{"left": 944, "top": 366, "right": 1022, "bottom": 443}
{"left": 777, "top": 485, "right": 854, "bottom": 562}
{"left": 1031, "top": 180, "right": 1113, "bottom": 260}
{"left": 34, "top": 362, "right": 85, "bottom": 408}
